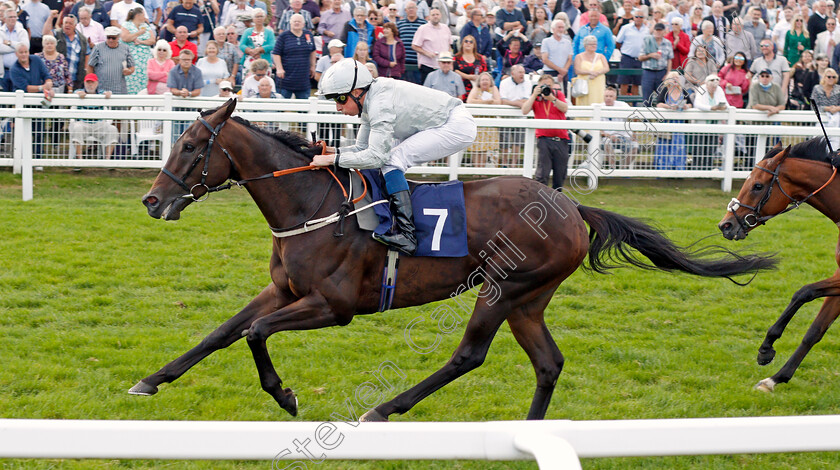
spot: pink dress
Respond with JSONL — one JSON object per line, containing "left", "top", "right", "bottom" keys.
{"left": 147, "top": 58, "right": 175, "bottom": 95}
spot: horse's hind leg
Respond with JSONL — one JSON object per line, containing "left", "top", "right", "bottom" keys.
{"left": 758, "top": 273, "right": 840, "bottom": 366}
{"left": 129, "top": 282, "right": 287, "bottom": 396}
{"left": 360, "top": 296, "right": 508, "bottom": 422}
{"left": 506, "top": 291, "right": 564, "bottom": 420}
{"left": 757, "top": 296, "right": 840, "bottom": 392}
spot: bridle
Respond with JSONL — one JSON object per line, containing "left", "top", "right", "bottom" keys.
{"left": 727, "top": 159, "right": 837, "bottom": 233}
{"left": 160, "top": 114, "right": 370, "bottom": 236}
{"left": 161, "top": 117, "right": 236, "bottom": 202}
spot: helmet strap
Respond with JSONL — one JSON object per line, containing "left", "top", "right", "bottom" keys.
{"left": 350, "top": 85, "right": 370, "bottom": 118}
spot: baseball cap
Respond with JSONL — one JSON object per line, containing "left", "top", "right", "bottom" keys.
{"left": 219, "top": 80, "right": 233, "bottom": 90}
{"left": 104, "top": 26, "right": 121, "bottom": 37}
{"left": 705, "top": 74, "right": 720, "bottom": 82}
{"left": 759, "top": 68, "right": 773, "bottom": 75}
{"left": 438, "top": 51, "right": 454, "bottom": 61}
{"left": 84, "top": 73, "right": 98, "bottom": 82}
{"left": 327, "top": 39, "right": 345, "bottom": 49}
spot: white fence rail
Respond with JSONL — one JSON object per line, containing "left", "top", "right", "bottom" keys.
{"left": 2, "top": 416, "right": 840, "bottom": 468}
{"left": 1, "top": 90, "right": 838, "bottom": 201}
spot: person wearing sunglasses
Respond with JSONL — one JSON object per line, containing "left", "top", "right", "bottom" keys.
{"left": 312, "top": 58, "right": 476, "bottom": 256}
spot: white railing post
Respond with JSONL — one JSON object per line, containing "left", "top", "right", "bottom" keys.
{"left": 306, "top": 96, "right": 319, "bottom": 140}
{"left": 721, "top": 106, "right": 736, "bottom": 192}
{"left": 21, "top": 112, "right": 33, "bottom": 200}
{"left": 587, "top": 104, "right": 603, "bottom": 191}
{"left": 161, "top": 93, "right": 173, "bottom": 164}
{"left": 12, "top": 90, "right": 24, "bottom": 175}
{"left": 449, "top": 151, "right": 461, "bottom": 181}
{"left": 514, "top": 432, "right": 582, "bottom": 470}
{"left": 522, "top": 127, "right": 536, "bottom": 178}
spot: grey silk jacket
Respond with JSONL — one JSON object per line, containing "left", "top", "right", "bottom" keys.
{"left": 337, "top": 77, "right": 464, "bottom": 169}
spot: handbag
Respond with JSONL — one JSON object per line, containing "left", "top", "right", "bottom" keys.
{"left": 571, "top": 78, "right": 589, "bottom": 98}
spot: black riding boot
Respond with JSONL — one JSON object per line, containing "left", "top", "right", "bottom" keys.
{"left": 372, "top": 190, "right": 417, "bottom": 255}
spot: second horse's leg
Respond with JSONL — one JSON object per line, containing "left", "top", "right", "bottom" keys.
{"left": 129, "top": 282, "right": 290, "bottom": 396}
{"left": 758, "top": 274, "right": 840, "bottom": 366}
{"left": 756, "top": 296, "right": 840, "bottom": 392}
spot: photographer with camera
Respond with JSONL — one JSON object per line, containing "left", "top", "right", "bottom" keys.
{"left": 521, "top": 74, "right": 570, "bottom": 191}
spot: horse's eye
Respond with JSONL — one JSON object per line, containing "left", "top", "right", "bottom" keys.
{"left": 752, "top": 183, "right": 764, "bottom": 191}
{"left": 183, "top": 143, "right": 195, "bottom": 152}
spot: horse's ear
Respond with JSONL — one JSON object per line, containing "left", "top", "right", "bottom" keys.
{"left": 776, "top": 145, "right": 792, "bottom": 165}
{"left": 773, "top": 141, "right": 783, "bottom": 150}
{"left": 220, "top": 97, "right": 237, "bottom": 121}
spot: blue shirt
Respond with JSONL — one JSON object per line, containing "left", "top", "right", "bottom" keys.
{"left": 70, "top": 1, "right": 111, "bottom": 27}
{"left": 615, "top": 23, "right": 649, "bottom": 57}
{"left": 397, "top": 17, "right": 426, "bottom": 65}
{"left": 23, "top": 1, "right": 51, "bottom": 39}
{"left": 167, "top": 64, "right": 204, "bottom": 91}
{"left": 10, "top": 55, "right": 51, "bottom": 91}
{"left": 495, "top": 7, "right": 526, "bottom": 32}
{"left": 272, "top": 30, "right": 315, "bottom": 91}
{"left": 573, "top": 22, "right": 615, "bottom": 59}
{"left": 168, "top": 5, "right": 202, "bottom": 33}
{"left": 460, "top": 21, "right": 492, "bottom": 58}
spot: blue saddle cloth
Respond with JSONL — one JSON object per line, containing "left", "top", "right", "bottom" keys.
{"left": 361, "top": 170, "right": 468, "bottom": 258}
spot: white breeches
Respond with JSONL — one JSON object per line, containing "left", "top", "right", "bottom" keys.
{"left": 383, "top": 105, "right": 477, "bottom": 174}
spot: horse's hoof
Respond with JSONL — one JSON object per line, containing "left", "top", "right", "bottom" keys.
{"left": 128, "top": 380, "right": 158, "bottom": 396}
{"left": 280, "top": 388, "right": 298, "bottom": 417}
{"left": 757, "top": 348, "right": 776, "bottom": 366}
{"left": 754, "top": 378, "right": 776, "bottom": 393}
{"left": 359, "top": 409, "right": 388, "bottom": 422}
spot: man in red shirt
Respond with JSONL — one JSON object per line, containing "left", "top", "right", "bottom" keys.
{"left": 521, "top": 74, "right": 570, "bottom": 190}
{"left": 169, "top": 26, "right": 198, "bottom": 64}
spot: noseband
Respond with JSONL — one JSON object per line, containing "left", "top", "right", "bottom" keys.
{"left": 161, "top": 118, "right": 236, "bottom": 202}
{"left": 727, "top": 161, "right": 837, "bottom": 233}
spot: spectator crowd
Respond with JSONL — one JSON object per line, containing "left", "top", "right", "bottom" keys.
{"left": 1, "top": 0, "right": 838, "bottom": 171}
{"left": 1, "top": 0, "right": 836, "bottom": 107}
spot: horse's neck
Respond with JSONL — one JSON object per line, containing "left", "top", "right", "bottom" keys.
{"left": 233, "top": 133, "right": 339, "bottom": 231}
{"left": 796, "top": 164, "right": 840, "bottom": 224}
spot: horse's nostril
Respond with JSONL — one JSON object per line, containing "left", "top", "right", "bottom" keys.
{"left": 144, "top": 195, "right": 159, "bottom": 207}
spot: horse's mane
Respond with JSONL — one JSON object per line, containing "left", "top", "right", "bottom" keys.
{"left": 762, "top": 137, "right": 832, "bottom": 164}
{"left": 199, "top": 108, "right": 315, "bottom": 156}
{"left": 229, "top": 116, "right": 314, "bottom": 153}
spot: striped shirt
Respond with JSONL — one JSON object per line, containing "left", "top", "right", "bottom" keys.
{"left": 397, "top": 17, "right": 426, "bottom": 65}
{"left": 87, "top": 42, "right": 135, "bottom": 94}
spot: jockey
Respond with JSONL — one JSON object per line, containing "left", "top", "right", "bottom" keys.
{"left": 312, "top": 58, "right": 477, "bottom": 256}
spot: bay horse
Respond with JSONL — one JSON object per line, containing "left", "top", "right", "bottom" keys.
{"left": 719, "top": 137, "right": 840, "bottom": 392}
{"left": 136, "top": 99, "right": 775, "bottom": 420}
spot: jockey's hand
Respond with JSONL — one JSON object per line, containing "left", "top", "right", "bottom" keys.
{"left": 310, "top": 153, "right": 336, "bottom": 167}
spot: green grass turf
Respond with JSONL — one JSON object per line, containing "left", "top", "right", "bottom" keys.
{"left": 2, "top": 169, "right": 840, "bottom": 469}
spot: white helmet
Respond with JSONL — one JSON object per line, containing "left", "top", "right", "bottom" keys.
{"left": 318, "top": 58, "right": 374, "bottom": 97}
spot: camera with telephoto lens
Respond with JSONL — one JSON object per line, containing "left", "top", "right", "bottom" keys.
{"left": 540, "top": 84, "right": 552, "bottom": 96}
{"left": 573, "top": 129, "right": 593, "bottom": 143}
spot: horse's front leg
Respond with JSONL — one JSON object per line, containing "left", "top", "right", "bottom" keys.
{"left": 245, "top": 292, "right": 344, "bottom": 417}
{"left": 129, "top": 282, "right": 291, "bottom": 396}
{"left": 758, "top": 273, "right": 840, "bottom": 366}
{"left": 757, "top": 296, "right": 840, "bottom": 392}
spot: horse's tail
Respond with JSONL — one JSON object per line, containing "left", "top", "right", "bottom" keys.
{"left": 576, "top": 205, "right": 777, "bottom": 278}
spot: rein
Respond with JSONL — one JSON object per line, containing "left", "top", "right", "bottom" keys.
{"left": 161, "top": 116, "right": 370, "bottom": 237}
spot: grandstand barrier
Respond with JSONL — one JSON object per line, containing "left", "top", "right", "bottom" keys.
{"left": 1, "top": 90, "right": 838, "bottom": 201}
{"left": 2, "top": 416, "right": 840, "bottom": 468}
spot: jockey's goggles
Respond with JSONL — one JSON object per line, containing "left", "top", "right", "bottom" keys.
{"left": 325, "top": 93, "right": 351, "bottom": 104}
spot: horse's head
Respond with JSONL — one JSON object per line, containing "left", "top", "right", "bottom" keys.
{"left": 718, "top": 143, "right": 792, "bottom": 240}
{"left": 143, "top": 98, "right": 238, "bottom": 220}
